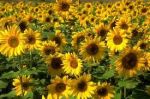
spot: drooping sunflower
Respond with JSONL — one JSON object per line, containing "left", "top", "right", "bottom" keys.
{"left": 70, "top": 74, "right": 96, "bottom": 99}
{"left": 40, "top": 41, "right": 59, "bottom": 57}
{"left": 94, "top": 23, "right": 109, "bottom": 40}
{"left": 71, "top": 31, "right": 86, "bottom": 49}
{"left": 79, "top": 37, "right": 105, "bottom": 63}
{"left": 47, "top": 76, "right": 71, "bottom": 99}
{"left": 106, "top": 28, "right": 128, "bottom": 52}
{"left": 51, "top": 30, "right": 67, "bottom": 50}
{"left": 63, "top": 52, "right": 83, "bottom": 76}
{"left": 116, "top": 47, "right": 145, "bottom": 77}
{"left": 0, "top": 25, "right": 25, "bottom": 57}
{"left": 116, "top": 16, "right": 132, "bottom": 33}
{"left": 45, "top": 53, "right": 64, "bottom": 76}
{"left": 24, "top": 28, "right": 41, "bottom": 51}
{"left": 13, "top": 76, "right": 32, "bottom": 96}
{"left": 94, "top": 82, "right": 114, "bottom": 99}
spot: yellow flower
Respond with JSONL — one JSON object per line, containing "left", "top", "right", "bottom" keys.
{"left": 106, "top": 28, "right": 128, "bottom": 52}
{"left": 24, "top": 28, "right": 41, "bottom": 51}
{"left": 142, "top": 52, "right": 150, "bottom": 71}
{"left": 47, "top": 76, "right": 71, "bottom": 99}
{"left": 79, "top": 37, "right": 105, "bottom": 63}
{"left": 45, "top": 53, "right": 64, "bottom": 76}
{"left": 116, "top": 47, "right": 145, "bottom": 77}
{"left": 70, "top": 74, "right": 96, "bottom": 99}
{"left": 94, "top": 82, "right": 114, "bottom": 99}
{"left": 13, "top": 76, "right": 32, "bottom": 96}
{"left": 0, "top": 25, "right": 25, "bottom": 57}
{"left": 40, "top": 41, "right": 59, "bottom": 57}
{"left": 63, "top": 52, "right": 83, "bottom": 76}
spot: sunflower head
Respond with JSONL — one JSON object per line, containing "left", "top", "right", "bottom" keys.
{"left": 116, "top": 47, "right": 145, "bottom": 77}
{"left": 94, "top": 82, "right": 114, "bottom": 99}
{"left": 13, "top": 76, "right": 32, "bottom": 96}
{"left": 47, "top": 76, "right": 71, "bottom": 99}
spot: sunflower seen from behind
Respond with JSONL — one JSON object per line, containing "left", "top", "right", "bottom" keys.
{"left": 94, "top": 82, "right": 114, "bottom": 99}
{"left": 47, "top": 76, "right": 71, "bottom": 99}
{"left": 116, "top": 47, "right": 145, "bottom": 77}
{"left": 106, "top": 28, "right": 128, "bottom": 52}
{"left": 79, "top": 37, "right": 105, "bottom": 63}
{"left": 70, "top": 74, "right": 96, "bottom": 99}
{"left": 13, "top": 76, "right": 32, "bottom": 96}
{"left": 0, "top": 25, "right": 25, "bottom": 57}
{"left": 24, "top": 28, "right": 41, "bottom": 51}
{"left": 63, "top": 52, "right": 83, "bottom": 76}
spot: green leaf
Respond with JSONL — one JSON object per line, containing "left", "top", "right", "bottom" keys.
{"left": 118, "top": 79, "right": 139, "bottom": 89}
{"left": 24, "top": 92, "right": 33, "bottom": 99}
{"left": 0, "top": 80, "right": 8, "bottom": 89}
{"left": 131, "top": 89, "right": 150, "bottom": 99}
{"left": 1, "top": 71, "right": 18, "bottom": 79}
{"left": 101, "top": 68, "right": 115, "bottom": 79}
{"left": 114, "top": 89, "right": 121, "bottom": 99}
{"left": 0, "top": 91, "right": 16, "bottom": 98}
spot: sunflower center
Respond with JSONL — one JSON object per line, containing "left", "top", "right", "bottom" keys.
{"left": 52, "top": 36, "right": 61, "bottom": 46}
{"left": 98, "top": 29, "right": 107, "bottom": 37}
{"left": 19, "top": 21, "right": 27, "bottom": 32}
{"left": 141, "top": 8, "right": 147, "bottom": 13}
{"left": 113, "top": 35, "right": 123, "bottom": 45}
{"left": 140, "top": 43, "right": 147, "bottom": 49}
{"left": 8, "top": 36, "right": 19, "bottom": 48}
{"left": 70, "top": 56, "right": 78, "bottom": 68}
{"left": 77, "top": 81, "right": 87, "bottom": 92}
{"left": 55, "top": 83, "right": 66, "bottom": 93}
{"left": 60, "top": 2, "right": 70, "bottom": 11}
{"left": 121, "top": 23, "right": 128, "bottom": 30}
{"left": 86, "top": 43, "right": 99, "bottom": 55}
{"left": 44, "top": 46, "right": 55, "bottom": 55}
{"left": 132, "top": 29, "right": 138, "bottom": 37}
{"left": 45, "top": 17, "right": 51, "bottom": 22}
{"left": 122, "top": 52, "right": 138, "bottom": 69}
{"left": 110, "top": 21, "right": 116, "bottom": 29}
{"left": 22, "top": 82, "right": 29, "bottom": 90}
{"left": 51, "top": 57, "right": 62, "bottom": 69}
{"left": 77, "top": 36, "right": 85, "bottom": 45}
{"left": 26, "top": 35, "right": 36, "bottom": 44}
{"left": 48, "top": 10, "right": 53, "bottom": 15}
{"left": 97, "top": 87, "right": 108, "bottom": 96}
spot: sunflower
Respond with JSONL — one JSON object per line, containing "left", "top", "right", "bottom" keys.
{"left": 40, "top": 41, "right": 59, "bottom": 57}
{"left": 106, "top": 28, "right": 128, "bottom": 52}
{"left": 70, "top": 74, "right": 96, "bottom": 99}
{"left": 24, "top": 28, "right": 41, "bottom": 51}
{"left": 94, "top": 23, "right": 109, "bottom": 40}
{"left": 116, "top": 47, "right": 145, "bottom": 77}
{"left": 142, "top": 52, "right": 150, "bottom": 71}
{"left": 116, "top": 16, "right": 132, "bottom": 33}
{"left": 136, "top": 40, "right": 149, "bottom": 51}
{"left": 47, "top": 76, "right": 71, "bottom": 99}
{"left": 13, "top": 76, "right": 32, "bottom": 96}
{"left": 51, "top": 30, "right": 67, "bottom": 50}
{"left": 71, "top": 31, "right": 86, "bottom": 49}
{"left": 63, "top": 52, "right": 83, "bottom": 76}
{"left": 109, "top": 18, "right": 117, "bottom": 30}
{"left": 45, "top": 53, "right": 64, "bottom": 76}
{"left": 79, "top": 37, "right": 105, "bottom": 63}
{"left": 139, "top": 6, "right": 149, "bottom": 16}
{"left": 0, "top": 25, "right": 25, "bottom": 57}
{"left": 94, "top": 82, "right": 114, "bottom": 99}
{"left": 55, "top": 0, "right": 72, "bottom": 16}
{"left": 18, "top": 20, "right": 28, "bottom": 32}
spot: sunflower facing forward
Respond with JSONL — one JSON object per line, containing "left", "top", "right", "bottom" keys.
{"left": 0, "top": 25, "right": 25, "bottom": 57}
{"left": 24, "top": 28, "right": 41, "bottom": 51}
{"left": 106, "top": 28, "right": 128, "bottom": 52}
{"left": 63, "top": 52, "right": 83, "bottom": 76}
{"left": 79, "top": 37, "right": 105, "bottom": 63}
{"left": 70, "top": 74, "right": 96, "bottom": 99}
{"left": 47, "top": 76, "right": 71, "bottom": 99}
{"left": 116, "top": 47, "right": 145, "bottom": 77}
{"left": 94, "top": 82, "right": 114, "bottom": 99}
{"left": 13, "top": 76, "right": 32, "bottom": 96}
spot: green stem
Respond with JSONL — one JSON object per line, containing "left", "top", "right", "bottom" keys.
{"left": 29, "top": 51, "right": 32, "bottom": 68}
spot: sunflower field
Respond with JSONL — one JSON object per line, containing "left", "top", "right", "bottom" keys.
{"left": 0, "top": 0, "right": 150, "bottom": 99}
